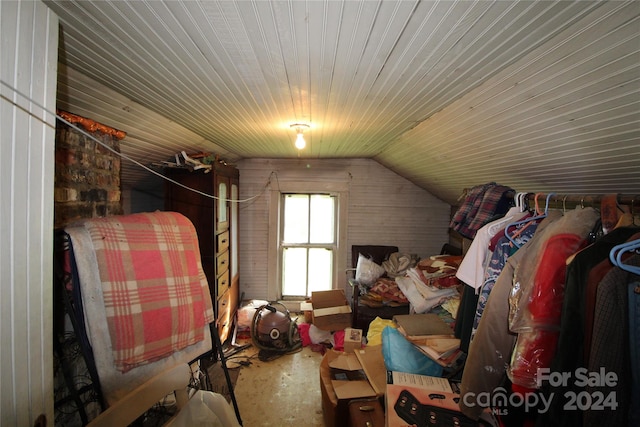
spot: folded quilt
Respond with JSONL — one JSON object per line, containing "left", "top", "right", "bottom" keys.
{"left": 382, "top": 252, "right": 420, "bottom": 278}
{"left": 415, "top": 255, "right": 463, "bottom": 289}
{"left": 84, "top": 211, "right": 214, "bottom": 372}
{"left": 396, "top": 270, "right": 459, "bottom": 314}
{"left": 369, "top": 277, "right": 409, "bottom": 304}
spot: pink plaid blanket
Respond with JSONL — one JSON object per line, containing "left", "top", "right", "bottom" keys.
{"left": 85, "top": 211, "right": 214, "bottom": 372}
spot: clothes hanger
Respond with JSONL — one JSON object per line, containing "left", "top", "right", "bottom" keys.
{"left": 506, "top": 192, "right": 528, "bottom": 217}
{"left": 505, "top": 193, "right": 554, "bottom": 248}
{"left": 609, "top": 238, "right": 640, "bottom": 275}
{"left": 487, "top": 192, "right": 530, "bottom": 236}
{"left": 566, "top": 194, "right": 603, "bottom": 265}
{"left": 517, "top": 192, "right": 528, "bottom": 213}
{"left": 512, "top": 192, "right": 523, "bottom": 212}
{"left": 504, "top": 193, "right": 541, "bottom": 247}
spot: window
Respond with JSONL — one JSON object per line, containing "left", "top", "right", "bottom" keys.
{"left": 266, "top": 175, "right": 349, "bottom": 301}
{"left": 231, "top": 183, "right": 238, "bottom": 278}
{"left": 281, "top": 194, "right": 336, "bottom": 297}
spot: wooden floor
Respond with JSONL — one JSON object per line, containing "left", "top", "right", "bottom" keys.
{"left": 226, "top": 337, "right": 325, "bottom": 426}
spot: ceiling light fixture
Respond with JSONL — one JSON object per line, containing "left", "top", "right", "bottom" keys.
{"left": 290, "top": 123, "right": 310, "bottom": 150}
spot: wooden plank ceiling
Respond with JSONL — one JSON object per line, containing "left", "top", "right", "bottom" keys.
{"left": 44, "top": 0, "right": 640, "bottom": 204}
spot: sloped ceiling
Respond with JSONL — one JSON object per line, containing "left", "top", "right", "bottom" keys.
{"left": 45, "top": 0, "right": 640, "bottom": 205}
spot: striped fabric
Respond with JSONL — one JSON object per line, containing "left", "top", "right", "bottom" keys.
{"left": 85, "top": 211, "right": 214, "bottom": 372}
{"left": 450, "top": 182, "right": 514, "bottom": 239}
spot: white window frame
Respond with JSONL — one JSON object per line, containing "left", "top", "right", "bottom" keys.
{"left": 267, "top": 180, "right": 349, "bottom": 301}
{"left": 280, "top": 193, "right": 337, "bottom": 298}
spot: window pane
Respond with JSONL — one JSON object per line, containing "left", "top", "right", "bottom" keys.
{"left": 310, "top": 195, "right": 335, "bottom": 243}
{"left": 231, "top": 184, "right": 238, "bottom": 277}
{"left": 282, "top": 247, "right": 307, "bottom": 296}
{"left": 308, "top": 248, "right": 333, "bottom": 293}
{"left": 218, "top": 182, "right": 227, "bottom": 223}
{"left": 283, "top": 195, "right": 309, "bottom": 243}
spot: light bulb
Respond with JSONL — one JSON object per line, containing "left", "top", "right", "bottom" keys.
{"left": 295, "top": 132, "right": 306, "bottom": 149}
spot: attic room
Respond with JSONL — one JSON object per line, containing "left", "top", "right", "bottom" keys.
{"left": 1, "top": 0, "right": 639, "bottom": 426}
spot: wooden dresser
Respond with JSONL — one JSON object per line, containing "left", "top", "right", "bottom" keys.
{"left": 164, "top": 164, "right": 240, "bottom": 344}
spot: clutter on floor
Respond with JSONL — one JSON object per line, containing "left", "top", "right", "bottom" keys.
{"left": 233, "top": 263, "right": 470, "bottom": 427}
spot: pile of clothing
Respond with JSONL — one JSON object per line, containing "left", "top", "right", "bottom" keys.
{"left": 356, "top": 252, "right": 463, "bottom": 314}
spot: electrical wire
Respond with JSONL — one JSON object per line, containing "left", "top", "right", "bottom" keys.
{"left": 1, "top": 79, "right": 270, "bottom": 203}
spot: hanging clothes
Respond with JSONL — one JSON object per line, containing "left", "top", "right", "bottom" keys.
{"left": 458, "top": 211, "right": 562, "bottom": 420}
{"left": 457, "top": 191, "right": 637, "bottom": 425}
{"left": 628, "top": 265, "right": 640, "bottom": 427}
{"left": 508, "top": 207, "right": 600, "bottom": 390}
{"left": 470, "top": 220, "right": 539, "bottom": 342}
{"left": 453, "top": 285, "right": 479, "bottom": 354}
{"left": 536, "top": 227, "right": 640, "bottom": 427}
{"left": 450, "top": 182, "right": 515, "bottom": 240}
{"left": 584, "top": 233, "right": 640, "bottom": 360}
{"left": 454, "top": 207, "right": 528, "bottom": 353}
{"left": 457, "top": 206, "right": 528, "bottom": 291}
{"left": 584, "top": 254, "right": 640, "bottom": 427}
{"left": 509, "top": 207, "right": 600, "bottom": 333}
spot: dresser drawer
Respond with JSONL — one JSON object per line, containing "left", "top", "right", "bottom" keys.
{"left": 217, "top": 290, "right": 231, "bottom": 321}
{"left": 216, "top": 250, "right": 229, "bottom": 275}
{"left": 216, "top": 269, "right": 229, "bottom": 296}
{"left": 217, "top": 230, "right": 229, "bottom": 254}
{"left": 217, "top": 289, "right": 232, "bottom": 340}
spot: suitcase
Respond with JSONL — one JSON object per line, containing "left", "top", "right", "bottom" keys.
{"left": 348, "top": 398, "right": 385, "bottom": 427}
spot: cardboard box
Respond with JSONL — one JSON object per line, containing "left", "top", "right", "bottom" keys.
{"left": 319, "top": 347, "right": 385, "bottom": 427}
{"left": 300, "top": 301, "right": 313, "bottom": 323}
{"left": 348, "top": 398, "right": 385, "bottom": 427}
{"left": 312, "top": 289, "right": 352, "bottom": 331}
{"left": 354, "top": 345, "right": 387, "bottom": 397}
{"left": 344, "top": 328, "right": 363, "bottom": 353}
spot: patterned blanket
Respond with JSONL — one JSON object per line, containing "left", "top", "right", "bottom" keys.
{"left": 416, "top": 255, "right": 463, "bottom": 289}
{"left": 84, "top": 211, "right": 214, "bottom": 372}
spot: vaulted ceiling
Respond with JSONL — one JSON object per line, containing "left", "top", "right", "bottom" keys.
{"left": 45, "top": 0, "right": 640, "bottom": 205}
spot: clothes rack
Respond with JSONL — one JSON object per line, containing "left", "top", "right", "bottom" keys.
{"left": 457, "top": 188, "right": 639, "bottom": 211}
{"left": 516, "top": 193, "right": 639, "bottom": 210}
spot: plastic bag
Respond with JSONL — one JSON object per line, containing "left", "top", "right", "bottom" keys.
{"left": 237, "top": 300, "right": 269, "bottom": 329}
{"left": 308, "top": 324, "right": 333, "bottom": 345}
{"left": 381, "top": 326, "right": 443, "bottom": 377}
{"left": 355, "top": 253, "right": 385, "bottom": 285}
{"left": 507, "top": 329, "right": 559, "bottom": 390}
{"left": 366, "top": 317, "right": 396, "bottom": 346}
{"left": 168, "top": 390, "right": 240, "bottom": 427}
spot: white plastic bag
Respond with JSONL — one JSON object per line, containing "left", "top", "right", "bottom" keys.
{"left": 355, "top": 254, "right": 385, "bottom": 285}
{"left": 167, "top": 390, "right": 240, "bottom": 427}
{"left": 308, "top": 324, "right": 333, "bottom": 344}
{"left": 237, "top": 299, "right": 269, "bottom": 329}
